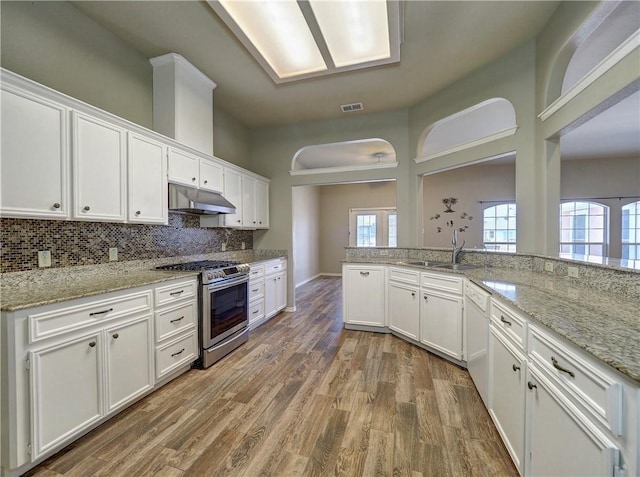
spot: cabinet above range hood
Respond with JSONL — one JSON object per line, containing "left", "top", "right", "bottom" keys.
{"left": 168, "top": 184, "right": 235, "bottom": 215}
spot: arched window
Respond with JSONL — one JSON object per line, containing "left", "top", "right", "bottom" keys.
{"left": 483, "top": 203, "right": 516, "bottom": 252}
{"left": 622, "top": 201, "right": 640, "bottom": 260}
{"left": 560, "top": 201, "right": 609, "bottom": 257}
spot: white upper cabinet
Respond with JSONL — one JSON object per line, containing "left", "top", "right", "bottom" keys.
{"left": 242, "top": 175, "right": 258, "bottom": 228}
{"left": 0, "top": 85, "right": 70, "bottom": 219}
{"left": 167, "top": 147, "right": 199, "bottom": 187}
{"left": 255, "top": 179, "right": 269, "bottom": 229}
{"left": 199, "top": 158, "right": 223, "bottom": 193}
{"left": 127, "top": 133, "right": 167, "bottom": 224}
{"left": 220, "top": 168, "right": 243, "bottom": 227}
{"left": 72, "top": 112, "right": 126, "bottom": 222}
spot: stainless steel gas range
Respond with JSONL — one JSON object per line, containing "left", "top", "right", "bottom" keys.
{"left": 156, "top": 260, "right": 250, "bottom": 368}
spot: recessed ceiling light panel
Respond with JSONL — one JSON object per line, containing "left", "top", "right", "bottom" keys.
{"left": 309, "top": 0, "right": 391, "bottom": 68}
{"left": 214, "top": 0, "right": 327, "bottom": 78}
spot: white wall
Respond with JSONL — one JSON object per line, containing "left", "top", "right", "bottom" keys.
{"left": 292, "top": 186, "right": 321, "bottom": 286}
{"left": 319, "top": 182, "right": 397, "bottom": 275}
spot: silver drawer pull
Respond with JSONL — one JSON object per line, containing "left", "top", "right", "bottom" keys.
{"left": 169, "top": 290, "right": 184, "bottom": 296}
{"left": 360, "top": 271, "right": 370, "bottom": 277}
{"left": 500, "top": 315, "right": 512, "bottom": 326}
{"left": 253, "top": 309, "right": 259, "bottom": 315}
{"left": 170, "top": 316, "right": 184, "bottom": 323}
{"left": 89, "top": 308, "right": 113, "bottom": 316}
{"left": 171, "top": 348, "right": 185, "bottom": 357}
{"left": 252, "top": 288, "right": 259, "bottom": 292}
{"left": 551, "top": 357, "right": 575, "bottom": 378}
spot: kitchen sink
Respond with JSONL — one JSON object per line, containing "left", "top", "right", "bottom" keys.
{"left": 434, "top": 263, "right": 482, "bottom": 270}
{"left": 405, "top": 261, "right": 449, "bottom": 267}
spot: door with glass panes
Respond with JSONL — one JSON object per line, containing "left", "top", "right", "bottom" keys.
{"left": 349, "top": 208, "right": 397, "bottom": 247}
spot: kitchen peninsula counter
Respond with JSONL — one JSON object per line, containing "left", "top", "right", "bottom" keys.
{"left": 343, "top": 258, "right": 640, "bottom": 383}
{"left": 1, "top": 251, "right": 287, "bottom": 312}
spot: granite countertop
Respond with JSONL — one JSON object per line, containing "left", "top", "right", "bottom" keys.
{"left": 343, "top": 259, "right": 640, "bottom": 383}
{"left": 1, "top": 252, "right": 287, "bottom": 312}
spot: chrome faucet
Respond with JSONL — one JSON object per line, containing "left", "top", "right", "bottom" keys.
{"left": 451, "top": 230, "right": 465, "bottom": 264}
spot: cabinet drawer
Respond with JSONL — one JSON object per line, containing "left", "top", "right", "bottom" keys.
{"left": 491, "top": 300, "right": 527, "bottom": 351}
{"left": 249, "top": 278, "right": 265, "bottom": 302}
{"left": 156, "top": 331, "right": 198, "bottom": 380}
{"left": 155, "top": 301, "right": 197, "bottom": 342}
{"left": 528, "top": 324, "right": 623, "bottom": 436}
{"left": 421, "top": 272, "right": 463, "bottom": 294}
{"left": 265, "top": 259, "right": 286, "bottom": 274}
{"left": 389, "top": 267, "right": 420, "bottom": 286}
{"left": 249, "top": 300, "right": 265, "bottom": 325}
{"left": 28, "top": 291, "right": 152, "bottom": 343}
{"left": 155, "top": 280, "right": 197, "bottom": 306}
{"left": 249, "top": 264, "right": 265, "bottom": 279}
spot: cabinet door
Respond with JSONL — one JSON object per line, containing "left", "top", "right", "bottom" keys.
{"left": 264, "top": 275, "right": 277, "bottom": 319}
{"left": 388, "top": 282, "right": 419, "bottom": 340}
{"left": 72, "top": 112, "right": 126, "bottom": 221}
{"left": 242, "top": 175, "right": 257, "bottom": 228}
{"left": 127, "top": 133, "right": 168, "bottom": 224}
{"left": 420, "top": 289, "right": 463, "bottom": 359}
{"left": 30, "top": 333, "right": 103, "bottom": 460}
{"left": 275, "top": 271, "right": 287, "bottom": 312}
{"left": 343, "top": 266, "right": 386, "bottom": 327}
{"left": 255, "top": 180, "right": 269, "bottom": 229}
{"left": 199, "top": 158, "right": 224, "bottom": 193}
{"left": 105, "top": 316, "right": 154, "bottom": 413}
{"left": 167, "top": 147, "right": 199, "bottom": 187}
{"left": 526, "top": 367, "right": 621, "bottom": 477}
{"left": 1, "top": 87, "right": 70, "bottom": 219}
{"left": 489, "top": 329, "right": 526, "bottom": 473}
{"left": 221, "top": 168, "right": 243, "bottom": 227}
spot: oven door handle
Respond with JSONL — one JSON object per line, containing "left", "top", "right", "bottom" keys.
{"left": 206, "top": 274, "right": 249, "bottom": 292}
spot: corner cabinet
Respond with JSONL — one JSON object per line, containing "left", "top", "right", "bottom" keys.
{"left": 342, "top": 264, "right": 386, "bottom": 329}
{"left": 216, "top": 169, "right": 270, "bottom": 230}
{"left": 387, "top": 267, "right": 420, "bottom": 340}
{"left": 0, "top": 83, "right": 70, "bottom": 219}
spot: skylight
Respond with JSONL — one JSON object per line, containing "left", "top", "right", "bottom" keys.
{"left": 208, "top": 0, "right": 401, "bottom": 83}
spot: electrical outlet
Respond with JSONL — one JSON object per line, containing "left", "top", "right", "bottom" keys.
{"left": 568, "top": 266, "right": 579, "bottom": 278}
{"left": 241, "top": 241, "right": 246, "bottom": 250}
{"left": 379, "top": 249, "right": 389, "bottom": 256}
{"left": 544, "top": 261, "right": 554, "bottom": 272}
{"left": 38, "top": 251, "right": 51, "bottom": 268}
{"left": 108, "top": 247, "right": 118, "bottom": 262}
{"left": 221, "top": 243, "right": 226, "bottom": 252}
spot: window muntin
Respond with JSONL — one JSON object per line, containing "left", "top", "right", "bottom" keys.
{"left": 349, "top": 208, "right": 397, "bottom": 247}
{"left": 483, "top": 203, "right": 516, "bottom": 252}
{"left": 560, "top": 201, "right": 609, "bottom": 257}
{"left": 622, "top": 201, "right": 640, "bottom": 260}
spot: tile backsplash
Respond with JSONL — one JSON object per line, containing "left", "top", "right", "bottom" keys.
{"left": 0, "top": 214, "right": 253, "bottom": 273}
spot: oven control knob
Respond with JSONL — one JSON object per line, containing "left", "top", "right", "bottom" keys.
{"left": 207, "top": 273, "right": 214, "bottom": 280}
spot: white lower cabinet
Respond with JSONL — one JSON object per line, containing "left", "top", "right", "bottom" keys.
{"left": 30, "top": 332, "right": 103, "bottom": 460}
{"left": 2, "top": 278, "right": 198, "bottom": 475}
{"left": 264, "top": 259, "right": 287, "bottom": 321}
{"left": 342, "top": 265, "right": 386, "bottom": 328}
{"left": 388, "top": 282, "right": 420, "bottom": 341}
{"left": 420, "top": 288, "right": 463, "bottom": 360}
{"left": 248, "top": 264, "right": 266, "bottom": 329}
{"left": 489, "top": 327, "right": 526, "bottom": 474}
{"left": 105, "top": 316, "right": 153, "bottom": 413}
{"left": 525, "top": 365, "right": 622, "bottom": 477}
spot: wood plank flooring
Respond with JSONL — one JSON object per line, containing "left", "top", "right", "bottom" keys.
{"left": 26, "top": 277, "right": 517, "bottom": 477}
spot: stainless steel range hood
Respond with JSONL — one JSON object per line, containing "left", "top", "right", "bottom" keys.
{"left": 168, "top": 184, "right": 236, "bottom": 215}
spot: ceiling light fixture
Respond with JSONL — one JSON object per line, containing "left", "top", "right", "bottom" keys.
{"left": 208, "top": 0, "right": 402, "bottom": 83}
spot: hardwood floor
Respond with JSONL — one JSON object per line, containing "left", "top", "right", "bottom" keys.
{"left": 26, "top": 277, "right": 517, "bottom": 477}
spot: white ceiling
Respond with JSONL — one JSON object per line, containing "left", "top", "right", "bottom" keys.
{"left": 70, "top": 1, "right": 560, "bottom": 128}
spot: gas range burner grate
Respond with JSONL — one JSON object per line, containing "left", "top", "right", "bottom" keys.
{"left": 156, "top": 260, "right": 240, "bottom": 271}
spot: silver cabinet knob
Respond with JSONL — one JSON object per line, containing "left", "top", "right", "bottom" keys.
{"left": 112, "top": 333, "right": 119, "bottom": 339}
{"left": 89, "top": 341, "right": 96, "bottom": 348}
{"left": 83, "top": 205, "right": 90, "bottom": 211}
{"left": 192, "top": 177, "right": 196, "bottom": 181}
{"left": 512, "top": 364, "right": 520, "bottom": 372}
{"left": 53, "top": 203, "right": 61, "bottom": 209}
{"left": 527, "top": 382, "right": 537, "bottom": 390}
{"left": 237, "top": 220, "right": 241, "bottom": 223}
{"left": 135, "top": 210, "right": 141, "bottom": 216}
{"left": 204, "top": 180, "right": 208, "bottom": 184}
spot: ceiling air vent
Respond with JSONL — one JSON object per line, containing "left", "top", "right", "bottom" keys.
{"left": 340, "top": 102, "right": 364, "bottom": 113}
